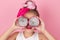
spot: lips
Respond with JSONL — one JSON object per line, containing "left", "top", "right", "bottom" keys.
{"left": 26, "top": 26, "right": 32, "bottom": 29}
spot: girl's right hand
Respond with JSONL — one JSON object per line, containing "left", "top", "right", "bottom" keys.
{"left": 11, "top": 18, "right": 25, "bottom": 31}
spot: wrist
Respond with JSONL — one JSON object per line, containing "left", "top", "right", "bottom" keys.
{"left": 42, "top": 29, "right": 46, "bottom": 33}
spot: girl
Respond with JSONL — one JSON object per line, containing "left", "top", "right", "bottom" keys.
{"left": 0, "top": 0, "right": 55, "bottom": 40}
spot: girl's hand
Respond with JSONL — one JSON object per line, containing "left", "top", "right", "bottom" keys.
{"left": 11, "top": 18, "right": 25, "bottom": 31}
{"left": 34, "top": 17, "right": 45, "bottom": 33}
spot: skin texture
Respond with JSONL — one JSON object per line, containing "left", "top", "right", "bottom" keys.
{"left": 0, "top": 12, "right": 55, "bottom": 40}
{"left": 7, "top": 12, "right": 48, "bottom": 40}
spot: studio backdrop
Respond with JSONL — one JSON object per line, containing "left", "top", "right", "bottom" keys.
{"left": 0, "top": 0, "right": 60, "bottom": 40}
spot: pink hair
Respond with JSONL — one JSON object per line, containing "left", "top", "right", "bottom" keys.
{"left": 17, "top": 8, "right": 30, "bottom": 17}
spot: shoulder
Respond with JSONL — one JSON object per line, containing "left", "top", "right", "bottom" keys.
{"left": 7, "top": 32, "right": 19, "bottom": 40}
{"left": 38, "top": 33, "right": 48, "bottom": 40}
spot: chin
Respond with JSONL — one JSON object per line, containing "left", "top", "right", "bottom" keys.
{"left": 26, "top": 28, "right": 32, "bottom": 30}
{"left": 25, "top": 28, "right": 34, "bottom": 32}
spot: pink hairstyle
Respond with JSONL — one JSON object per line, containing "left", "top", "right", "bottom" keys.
{"left": 17, "top": 0, "right": 36, "bottom": 17}
{"left": 16, "top": 0, "right": 39, "bottom": 33}
{"left": 17, "top": 8, "right": 30, "bottom": 17}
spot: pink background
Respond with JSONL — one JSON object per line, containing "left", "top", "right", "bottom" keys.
{"left": 0, "top": 0, "right": 60, "bottom": 40}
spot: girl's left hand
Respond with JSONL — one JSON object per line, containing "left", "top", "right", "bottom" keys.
{"left": 34, "top": 17, "right": 45, "bottom": 33}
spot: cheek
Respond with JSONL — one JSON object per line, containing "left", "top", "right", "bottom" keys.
{"left": 32, "top": 27, "right": 41, "bottom": 33}
{"left": 32, "top": 27, "right": 37, "bottom": 30}
{"left": 15, "top": 27, "right": 25, "bottom": 33}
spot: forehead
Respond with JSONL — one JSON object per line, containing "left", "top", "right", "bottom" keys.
{"left": 24, "top": 12, "right": 37, "bottom": 18}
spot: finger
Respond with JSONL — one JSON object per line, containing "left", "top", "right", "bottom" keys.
{"left": 36, "top": 16, "right": 40, "bottom": 20}
{"left": 34, "top": 27, "right": 41, "bottom": 33}
{"left": 36, "top": 16, "right": 44, "bottom": 22}
{"left": 38, "top": 18, "right": 45, "bottom": 28}
{"left": 15, "top": 26, "right": 25, "bottom": 30}
{"left": 15, "top": 27, "right": 25, "bottom": 33}
{"left": 34, "top": 27, "right": 40, "bottom": 30}
{"left": 12, "top": 18, "right": 17, "bottom": 25}
{"left": 13, "top": 18, "right": 17, "bottom": 22}
{"left": 36, "top": 17, "right": 45, "bottom": 29}
{"left": 13, "top": 18, "right": 20, "bottom": 27}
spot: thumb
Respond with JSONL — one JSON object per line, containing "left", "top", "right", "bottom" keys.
{"left": 33, "top": 27, "right": 41, "bottom": 33}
